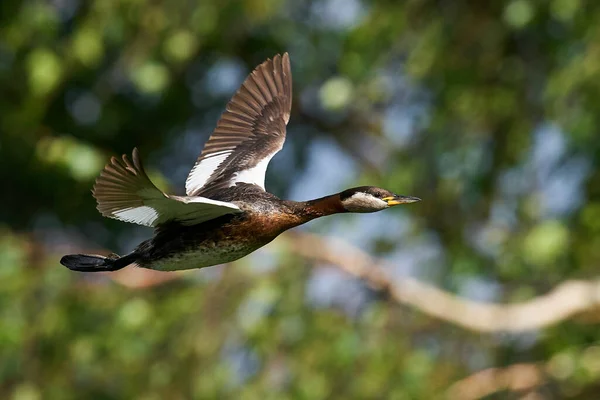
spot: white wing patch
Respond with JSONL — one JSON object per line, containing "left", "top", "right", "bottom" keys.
{"left": 229, "top": 152, "right": 276, "bottom": 190}
{"left": 114, "top": 206, "right": 159, "bottom": 226}
{"left": 185, "top": 151, "right": 232, "bottom": 196}
{"left": 175, "top": 196, "right": 240, "bottom": 206}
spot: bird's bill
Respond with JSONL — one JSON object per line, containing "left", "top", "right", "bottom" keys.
{"left": 382, "top": 195, "right": 421, "bottom": 206}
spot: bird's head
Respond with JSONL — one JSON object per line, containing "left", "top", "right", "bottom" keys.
{"left": 339, "top": 186, "right": 420, "bottom": 213}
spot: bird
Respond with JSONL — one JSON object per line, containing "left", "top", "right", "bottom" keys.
{"left": 60, "top": 53, "right": 420, "bottom": 273}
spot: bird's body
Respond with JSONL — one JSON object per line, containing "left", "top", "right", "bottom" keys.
{"left": 61, "top": 53, "right": 419, "bottom": 273}
{"left": 132, "top": 186, "right": 327, "bottom": 270}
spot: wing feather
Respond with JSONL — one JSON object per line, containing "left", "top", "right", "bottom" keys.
{"left": 185, "top": 53, "right": 293, "bottom": 197}
{"left": 93, "top": 149, "right": 241, "bottom": 227}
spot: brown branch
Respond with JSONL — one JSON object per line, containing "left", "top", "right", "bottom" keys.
{"left": 446, "top": 363, "right": 545, "bottom": 400}
{"left": 282, "top": 231, "right": 600, "bottom": 333}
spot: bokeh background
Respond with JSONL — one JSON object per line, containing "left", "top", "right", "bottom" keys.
{"left": 2, "top": 0, "right": 600, "bottom": 398}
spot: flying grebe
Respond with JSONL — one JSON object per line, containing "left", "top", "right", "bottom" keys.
{"left": 60, "top": 53, "right": 420, "bottom": 272}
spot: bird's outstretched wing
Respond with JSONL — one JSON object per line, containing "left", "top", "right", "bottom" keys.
{"left": 185, "top": 53, "right": 292, "bottom": 198}
{"left": 93, "top": 148, "right": 241, "bottom": 227}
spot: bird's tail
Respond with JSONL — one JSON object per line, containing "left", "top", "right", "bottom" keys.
{"left": 60, "top": 252, "right": 138, "bottom": 272}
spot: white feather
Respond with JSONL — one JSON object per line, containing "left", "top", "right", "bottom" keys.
{"left": 114, "top": 206, "right": 159, "bottom": 226}
{"left": 229, "top": 151, "right": 277, "bottom": 189}
{"left": 173, "top": 196, "right": 237, "bottom": 207}
{"left": 164, "top": 196, "right": 241, "bottom": 226}
{"left": 185, "top": 151, "right": 232, "bottom": 195}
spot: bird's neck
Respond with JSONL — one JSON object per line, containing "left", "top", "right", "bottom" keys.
{"left": 284, "top": 193, "right": 347, "bottom": 224}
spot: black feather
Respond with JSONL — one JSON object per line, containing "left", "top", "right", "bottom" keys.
{"left": 60, "top": 253, "right": 137, "bottom": 272}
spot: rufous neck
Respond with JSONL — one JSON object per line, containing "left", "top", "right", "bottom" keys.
{"left": 286, "top": 193, "right": 347, "bottom": 222}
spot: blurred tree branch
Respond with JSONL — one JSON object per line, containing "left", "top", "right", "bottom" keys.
{"left": 446, "top": 363, "right": 545, "bottom": 399}
{"left": 282, "top": 232, "right": 600, "bottom": 333}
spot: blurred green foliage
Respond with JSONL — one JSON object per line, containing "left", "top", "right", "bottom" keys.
{"left": 1, "top": 0, "right": 600, "bottom": 398}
